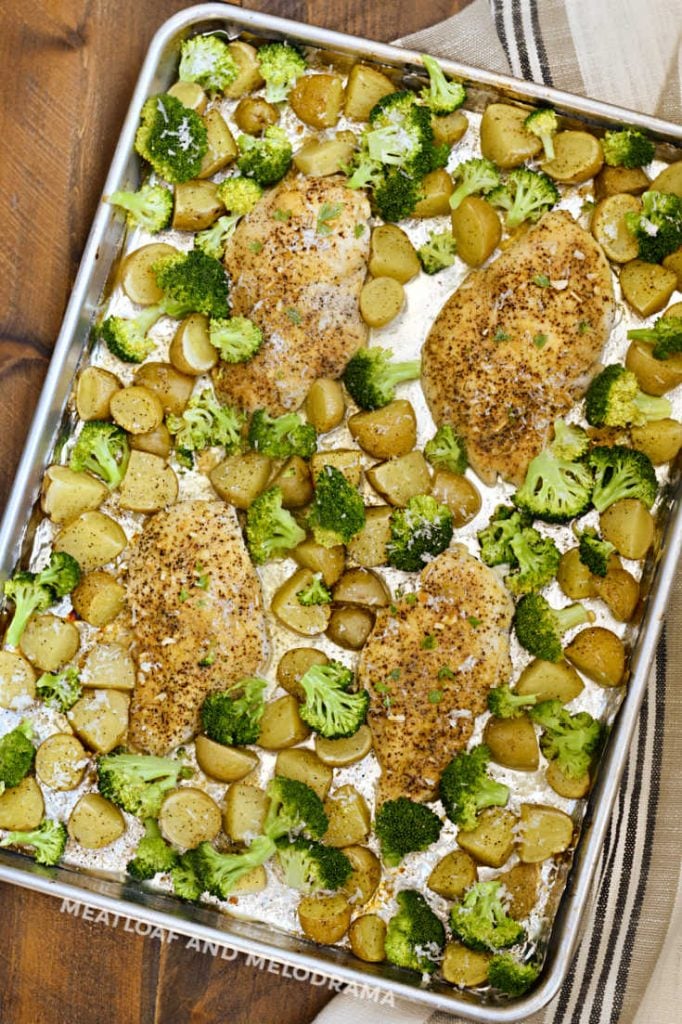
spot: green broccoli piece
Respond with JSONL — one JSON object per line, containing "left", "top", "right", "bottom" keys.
{"left": 178, "top": 35, "right": 238, "bottom": 92}
{"left": 449, "top": 158, "right": 501, "bottom": 211}
{"left": 99, "top": 304, "right": 163, "bottom": 363}
{"left": 308, "top": 465, "right": 366, "bottom": 548}
{"left": 264, "top": 775, "right": 329, "bottom": 842}
{"left": 420, "top": 55, "right": 466, "bottom": 115}
{"left": 296, "top": 574, "right": 332, "bottom": 607}
{"left": 69, "top": 420, "right": 130, "bottom": 487}
{"left": 0, "top": 721, "right": 35, "bottom": 794}
{"left": 477, "top": 505, "right": 533, "bottom": 566}
{"left": 602, "top": 128, "right": 655, "bottom": 169}
{"left": 166, "top": 387, "right": 244, "bottom": 456}
{"left": 514, "top": 594, "right": 593, "bottom": 662}
{"left": 106, "top": 183, "right": 173, "bottom": 233}
{"left": 374, "top": 797, "right": 442, "bottom": 867}
{"left": 505, "top": 527, "right": 561, "bottom": 595}
{"left": 487, "top": 685, "right": 537, "bottom": 719}
{"left": 216, "top": 176, "right": 264, "bottom": 215}
{"left": 417, "top": 230, "right": 457, "bottom": 274}
{"left": 450, "top": 880, "right": 525, "bottom": 952}
{"left": 247, "top": 410, "right": 316, "bottom": 459}
{"left": 134, "top": 94, "right": 207, "bottom": 184}
{"left": 439, "top": 745, "right": 509, "bottom": 831}
{"left": 194, "top": 215, "right": 241, "bottom": 260}
{"left": 297, "top": 661, "right": 369, "bottom": 739}
{"left": 587, "top": 444, "right": 658, "bottom": 513}
{"left": 127, "top": 819, "right": 179, "bottom": 881}
{"left": 530, "top": 699, "right": 603, "bottom": 778}
{"left": 152, "top": 248, "right": 230, "bottom": 319}
{"left": 372, "top": 168, "right": 425, "bottom": 222}
{"left": 524, "top": 108, "right": 559, "bottom": 161}
{"left": 343, "top": 348, "right": 421, "bottom": 411}
{"left": 0, "top": 818, "right": 67, "bottom": 866}
{"left": 488, "top": 953, "right": 541, "bottom": 995}
{"left": 171, "top": 850, "right": 205, "bottom": 902}
{"left": 209, "top": 316, "right": 263, "bottom": 363}
{"left": 489, "top": 168, "right": 559, "bottom": 229}
{"left": 237, "top": 126, "right": 293, "bottom": 187}
{"left": 365, "top": 94, "right": 437, "bottom": 179}
{"left": 385, "top": 889, "right": 445, "bottom": 973}
{"left": 36, "top": 552, "right": 81, "bottom": 598}
{"left": 387, "top": 495, "right": 453, "bottom": 572}
{"left": 550, "top": 418, "right": 589, "bottom": 461}
{"left": 276, "top": 836, "right": 352, "bottom": 892}
{"left": 513, "top": 449, "right": 594, "bottom": 523}
{"left": 97, "top": 752, "right": 192, "bottom": 818}
{"left": 424, "top": 424, "right": 467, "bottom": 474}
{"left": 36, "top": 667, "right": 82, "bottom": 713}
{"left": 3, "top": 553, "right": 81, "bottom": 650}
{"left": 628, "top": 316, "right": 682, "bottom": 360}
{"left": 245, "top": 486, "right": 307, "bottom": 564}
{"left": 577, "top": 527, "right": 616, "bottom": 577}
{"left": 585, "top": 364, "right": 671, "bottom": 427}
{"left": 200, "top": 677, "right": 267, "bottom": 746}
{"left": 195, "top": 835, "right": 275, "bottom": 899}
{"left": 257, "top": 42, "right": 307, "bottom": 103}
{"left": 625, "top": 190, "right": 682, "bottom": 263}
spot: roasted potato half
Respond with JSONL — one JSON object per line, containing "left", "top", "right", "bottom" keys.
{"left": 0, "top": 650, "right": 36, "bottom": 710}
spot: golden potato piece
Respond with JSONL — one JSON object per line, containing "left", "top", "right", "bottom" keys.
{"left": 225, "top": 41, "right": 263, "bottom": 99}
{"left": 223, "top": 782, "right": 269, "bottom": 843}
{"left": 480, "top": 103, "right": 542, "bottom": 168}
{"left": 35, "top": 733, "right": 88, "bottom": 791}
{"left": 167, "top": 80, "right": 207, "bottom": 113}
{"left": 543, "top": 131, "right": 604, "bottom": 183}
{"left": 305, "top": 378, "right": 345, "bottom": 433}
{"left": 413, "top": 168, "right": 453, "bottom": 217}
{"left": 271, "top": 456, "right": 314, "bottom": 508}
{"left": 649, "top": 162, "right": 682, "bottom": 196}
{"left": 344, "top": 64, "right": 395, "bottom": 121}
{"left": 294, "top": 136, "right": 356, "bottom": 177}
{"left": 516, "top": 658, "right": 584, "bottom": 703}
{"left": 71, "top": 570, "right": 126, "bottom": 627}
{"left": 129, "top": 422, "right": 172, "bottom": 460}
{"left": 0, "top": 650, "right": 36, "bottom": 710}
{"left": 68, "top": 689, "right": 130, "bottom": 754}
{"left": 366, "top": 451, "right": 431, "bottom": 506}
{"left": 332, "top": 568, "right": 390, "bottom": 608}
{"left": 594, "top": 165, "right": 649, "bottom": 199}
{"left": 326, "top": 606, "right": 375, "bottom": 650}
{"left": 172, "top": 179, "right": 224, "bottom": 231}
{"left": 272, "top": 569, "right": 332, "bottom": 637}
{"left": 662, "top": 248, "right": 682, "bottom": 289}
{"left": 591, "top": 564, "right": 640, "bottom": 622}
{"left": 359, "top": 277, "right": 405, "bottom": 328}
{"left": 456, "top": 807, "right": 516, "bottom": 868}
{"left": 195, "top": 735, "right": 259, "bottom": 783}
{"left": 310, "top": 450, "right": 362, "bottom": 489}
{"left": 483, "top": 715, "right": 539, "bottom": 771}
{"left": 76, "top": 366, "right": 121, "bottom": 421}
{"left": 277, "top": 647, "right": 328, "bottom": 700}
{"left": 293, "top": 539, "right": 345, "bottom": 587}
{"left": 442, "top": 942, "right": 491, "bottom": 987}
{"left": 565, "top": 626, "right": 626, "bottom": 687}
{"left": 517, "top": 803, "right": 574, "bottom": 863}
{"left": 626, "top": 338, "right": 682, "bottom": 396}
{"left": 557, "top": 546, "right": 595, "bottom": 600}
{"left": 54, "top": 511, "right": 127, "bottom": 572}
{"left": 600, "top": 498, "right": 655, "bottom": 559}
{"left": 324, "top": 785, "right": 371, "bottom": 847}
{"left": 234, "top": 97, "right": 279, "bottom": 135}
{"left": 120, "top": 243, "right": 177, "bottom": 306}
{"left": 432, "top": 111, "right": 468, "bottom": 148}
{"left": 81, "top": 643, "right": 135, "bottom": 691}
{"left": 342, "top": 845, "right": 381, "bottom": 906}
{"left": 20, "top": 614, "right": 80, "bottom": 673}
{"left": 275, "top": 748, "right": 333, "bottom": 800}
{"left": 349, "top": 915, "right": 386, "bottom": 962}
{"left": 451, "top": 196, "right": 501, "bottom": 266}
{"left": 198, "top": 108, "right": 238, "bottom": 178}
{"left": 431, "top": 471, "right": 481, "bottom": 527}
{"left": 631, "top": 418, "right": 682, "bottom": 464}
{"left": 230, "top": 864, "right": 267, "bottom": 894}
{"left": 298, "top": 892, "right": 351, "bottom": 944}
{"left": 41, "top": 466, "right": 108, "bottom": 525}
{"left": 119, "top": 451, "right": 178, "bottom": 513}
{"left": 620, "top": 260, "right": 677, "bottom": 317}
{"left": 348, "top": 400, "right": 417, "bottom": 460}
{"left": 68, "top": 793, "right": 124, "bottom": 849}
{"left": 209, "top": 452, "right": 272, "bottom": 509}
{"left": 290, "top": 74, "right": 344, "bottom": 130}
{"left": 346, "top": 506, "right": 392, "bottom": 567}
{"left": 159, "top": 787, "right": 222, "bottom": 848}
{"left": 134, "top": 361, "right": 194, "bottom": 416}
{"left": 369, "top": 225, "right": 420, "bottom": 283}
{"left": 0, "top": 777, "right": 44, "bottom": 831}
{"left": 496, "top": 861, "right": 540, "bottom": 918}
{"left": 110, "top": 385, "right": 164, "bottom": 435}
{"left": 170, "top": 313, "right": 218, "bottom": 376}
{"left": 428, "top": 849, "right": 477, "bottom": 900}
{"left": 546, "top": 759, "right": 591, "bottom": 799}
{"left": 315, "top": 725, "right": 372, "bottom": 768}
{"left": 591, "top": 193, "right": 641, "bottom": 262}
{"left": 258, "top": 694, "right": 310, "bottom": 749}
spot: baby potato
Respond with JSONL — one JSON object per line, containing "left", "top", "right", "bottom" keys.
{"left": 591, "top": 564, "right": 640, "bottom": 622}
{"left": 195, "top": 735, "right": 259, "bottom": 783}
{"left": 225, "top": 41, "right": 264, "bottom": 99}
{"left": 626, "top": 338, "right": 682, "bottom": 395}
{"left": 305, "top": 378, "right": 345, "bottom": 433}
{"left": 442, "top": 942, "right": 491, "bottom": 987}
{"left": 428, "top": 849, "right": 477, "bottom": 900}
{"left": 546, "top": 759, "right": 591, "bottom": 799}
{"left": 54, "top": 511, "right": 127, "bottom": 572}
{"left": 324, "top": 785, "right": 371, "bottom": 847}
{"left": 315, "top": 725, "right": 373, "bottom": 768}
{"left": 68, "top": 793, "right": 124, "bottom": 849}
{"left": 649, "top": 162, "right": 682, "bottom": 196}
{"left": 662, "top": 248, "right": 682, "bottom": 289}
{"left": 0, "top": 777, "right": 44, "bottom": 831}
{"left": 413, "top": 169, "right": 454, "bottom": 217}
{"left": 120, "top": 243, "right": 178, "bottom": 306}
{"left": 431, "top": 471, "right": 481, "bottom": 526}
{"left": 293, "top": 539, "right": 345, "bottom": 587}
{"left": 432, "top": 110, "right": 468, "bottom": 148}
{"left": 81, "top": 643, "right": 135, "bottom": 691}
{"left": 171, "top": 180, "right": 224, "bottom": 231}
{"left": 170, "top": 313, "right": 218, "bottom": 375}
{"left": 359, "top": 277, "right": 405, "bottom": 328}
{"left": 496, "top": 861, "right": 540, "bottom": 919}
{"left": 591, "top": 193, "right": 641, "bottom": 263}
{"left": 565, "top": 626, "right": 626, "bottom": 687}
{"left": 346, "top": 506, "right": 392, "bottom": 567}
{"left": 71, "top": 570, "right": 126, "bottom": 627}
{"left": 311, "top": 449, "right": 363, "bottom": 488}
{"left": 271, "top": 456, "right": 314, "bottom": 508}
{"left": 451, "top": 196, "right": 501, "bottom": 266}
{"left": 258, "top": 694, "right": 310, "bottom": 749}
{"left": 342, "top": 845, "right": 381, "bottom": 906}
{"left": 40, "top": 466, "right": 108, "bottom": 525}
{"left": 134, "top": 361, "right": 194, "bottom": 415}
{"left": 483, "top": 715, "right": 539, "bottom": 771}
{"left": 293, "top": 136, "right": 357, "bottom": 177}
{"left": 594, "top": 164, "right": 649, "bottom": 199}
{"left": 620, "top": 260, "right": 677, "bottom": 317}
{"left": 516, "top": 659, "right": 584, "bottom": 703}
{"left": 209, "top": 453, "right": 272, "bottom": 509}
{"left": 480, "top": 103, "right": 543, "bottom": 168}
{"left": 290, "top": 74, "right": 344, "bottom": 129}
{"left": 517, "top": 803, "right": 574, "bottom": 863}
{"left": 76, "top": 366, "right": 121, "bottom": 421}
{"left": 332, "top": 568, "right": 390, "bottom": 608}
{"left": 223, "top": 782, "right": 269, "bottom": 843}
{"left": 557, "top": 546, "right": 595, "bottom": 600}
{"left": 68, "top": 689, "right": 130, "bottom": 754}
{"left": 167, "top": 79, "right": 207, "bottom": 113}
{"left": 110, "top": 385, "right": 164, "bottom": 435}
{"left": 326, "top": 606, "right": 375, "bottom": 650}
{"left": 119, "top": 451, "right": 178, "bottom": 513}
{"left": 543, "top": 130, "right": 604, "bottom": 183}
{"left": 231, "top": 865, "right": 267, "bottom": 894}
{"left": 20, "top": 614, "right": 80, "bottom": 673}
{"left": 0, "top": 650, "right": 36, "bottom": 710}
{"left": 159, "top": 788, "right": 222, "bottom": 848}
{"left": 234, "top": 97, "right": 279, "bottom": 135}
{"left": 275, "top": 748, "right": 333, "bottom": 800}
{"left": 365, "top": 451, "right": 431, "bottom": 506}
{"left": 344, "top": 64, "right": 395, "bottom": 121}
{"left": 272, "top": 569, "right": 333, "bottom": 636}
{"left": 599, "top": 498, "right": 655, "bottom": 559}
{"left": 369, "top": 225, "right": 420, "bottom": 283}
{"left": 348, "top": 400, "right": 417, "bottom": 460}
{"left": 456, "top": 807, "right": 516, "bottom": 868}
{"left": 631, "top": 418, "right": 682, "bottom": 464}
{"left": 349, "top": 915, "right": 386, "bottom": 962}
{"left": 35, "top": 733, "right": 88, "bottom": 791}
{"left": 198, "top": 108, "right": 238, "bottom": 178}
{"left": 298, "top": 892, "right": 352, "bottom": 944}
{"left": 277, "top": 647, "right": 328, "bottom": 700}
{"left": 130, "top": 421, "right": 172, "bottom": 460}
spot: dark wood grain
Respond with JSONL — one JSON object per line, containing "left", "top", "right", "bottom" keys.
{"left": 0, "top": 2, "right": 471, "bottom": 1023}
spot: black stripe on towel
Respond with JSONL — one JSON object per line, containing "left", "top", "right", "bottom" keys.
{"left": 529, "top": 0, "right": 554, "bottom": 85}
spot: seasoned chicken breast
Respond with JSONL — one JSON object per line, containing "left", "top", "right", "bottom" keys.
{"left": 126, "top": 500, "right": 267, "bottom": 756}
{"left": 358, "top": 547, "right": 513, "bottom": 803}
{"left": 422, "top": 211, "right": 615, "bottom": 485}
{"left": 213, "top": 174, "right": 371, "bottom": 415}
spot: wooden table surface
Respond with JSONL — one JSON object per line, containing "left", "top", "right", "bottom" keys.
{"left": 0, "top": 2, "right": 471, "bottom": 1022}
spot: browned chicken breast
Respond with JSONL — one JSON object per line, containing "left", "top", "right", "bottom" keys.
{"left": 126, "top": 500, "right": 267, "bottom": 755}
{"left": 358, "top": 547, "right": 513, "bottom": 803}
{"left": 422, "top": 211, "right": 615, "bottom": 485}
{"left": 213, "top": 174, "right": 371, "bottom": 415}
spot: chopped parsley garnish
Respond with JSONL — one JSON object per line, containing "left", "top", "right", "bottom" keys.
{"left": 494, "top": 328, "right": 510, "bottom": 342}
{"left": 467, "top": 616, "right": 480, "bottom": 628}
{"left": 194, "top": 563, "right": 210, "bottom": 590}
{"left": 354, "top": 223, "right": 366, "bottom": 238}
{"left": 273, "top": 208, "right": 292, "bottom": 222}
{"left": 438, "top": 665, "right": 456, "bottom": 681}
{"left": 421, "top": 634, "right": 437, "bottom": 651}
{"left": 428, "top": 689, "right": 443, "bottom": 704}
{"left": 389, "top": 668, "right": 401, "bottom": 681}
{"left": 248, "top": 240, "right": 264, "bottom": 253}
{"left": 533, "top": 274, "right": 550, "bottom": 288}
{"left": 198, "top": 649, "right": 216, "bottom": 667}
{"left": 533, "top": 333, "right": 548, "bottom": 349}
{"left": 578, "top": 320, "right": 591, "bottom": 334}
{"left": 179, "top": 587, "right": 190, "bottom": 603}
{"left": 404, "top": 593, "right": 418, "bottom": 607}
{"left": 374, "top": 681, "right": 392, "bottom": 694}
{"left": 285, "top": 307, "right": 302, "bottom": 324}
{"left": 316, "top": 201, "right": 344, "bottom": 236}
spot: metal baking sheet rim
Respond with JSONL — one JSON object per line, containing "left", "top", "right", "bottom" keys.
{"left": 0, "top": 4, "right": 680, "bottom": 1019}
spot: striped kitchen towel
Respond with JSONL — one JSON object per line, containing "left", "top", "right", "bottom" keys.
{"left": 314, "top": 2, "right": 682, "bottom": 1023}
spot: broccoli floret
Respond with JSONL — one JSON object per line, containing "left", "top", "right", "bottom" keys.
{"left": 200, "top": 677, "right": 267, "bottom": 746}
{"left": 245, "top": 487, "right": 307, "bottom": 564}
{"left": 178, "top": 35, "right": 238, "bottom": 92}
{"left": 195, "top": 834, "right": 275, "bottom": 899}
{"left": 0, "top": 721, "right": 35, "bottom": 794}
{"left": 167, "top": 387, "right": 244, "bottom": 456}
{"left": 530, "top": 699, "right": 603, "bottom": 778}
{"left": 602, "top": 128, "right": 655, "bottom": 169}
{"left": 488, "top": 953, "right": 541, "bottom": 995}
{"left": 513, "top": 449, "right": 594, "bottom": 523}
{"left": 365, "top": 95, "right": 436, "bottom": 178}
{"left": 134, "top": 94, "right": 207, "bottom": 184}
{"left": 343, "top": 348, "right": 421, "bottom": 411}
{"left": 171, "top": 850, "right": 205, "bottom": 902}
{"left": 127, "top": 819, "right": 178, "bottom": 881}
{"left": 194, "top": 215, "right": 241, "bottom": 260}
{"left": 0, "top": 818, "right": 67, "bottom": 866}
{"left": 276, "top": 836, "right": 352, "bottom": 892}
{"left": 296, "top": 574, "right": 332, "bottom": 607}
{"left": 247, "top": 410, "right": 316, "bottom": 459}
{"left": 36, "top": 667, "right": 82, "bottom": 713}
{"left": 450, "top": 880, "right": 525, "bottom": 952}
{"left": 372, "top": 168, "right": 424, "bottom": 222}
{"left": 417, "top": 230, "right": 457, "bottom": 274}
{"left": 374, "top": 797, "right": 442, "bottom": 867}
{"left": 216, "top": 176, "right": 264, "bottom": 215}
{"left": 3, "top": 552, "right": 81, "bottom": 648}
{"left": 99, "top": 303, "right": 163, "bottom": 363}
{"left": 257, "top": 42, "right": 307, "bottom": 103}
{"left": 489, "top": 168, "right": 559, "bottom": 229}
{"left": 424, "top": 424, "right": 467, "bottom": 474}
{"left": 514, "top": 594, "right": 593, "bottom": 662}
{"left": 439, "top": 745, "right": 509, "bottom": 831}
{"left": 308, "top": 465, "right": 366, "bottom": 548}
{"left": 209, "top": 316, "right": 263, "bottom": 363}
{"left": 36, "top": 552, "right": 81, "bottom": 597}
{"left": 487, "top": 685, "right": 537, "bottom": 719}
{"left": 449, "top": 158, "right": 501, "bottom": 211}
{"left": 297, "top": 661, "right": 369, "bottom": 739}
{"left": 387, "top": 495, "right": 453, "bottom": 572}
{"left": 477, "top": 505, "right": 533, "bottom": 566}
{"left": 524, "top": 108, "right": 559, "bottom": 161}
{"left": 505, "top": 527, "right": 561, "bottom": 595}
{"left": 107, "top": 183, "right": 173, "bottom": 233}
{"left": 237, "top": 126, "right": 293, "bottom": 187}
{"left": 628, "top": 315, "right": 682, "bottom": 360}
{"left": 69, "top": 420, "right": 131, "bottom": 489}
{"left": 550, "top": 418, "right": 590, "bottom": 461}
{"left": 369, "top": 91, "right": 419, "bottom": 126}
{"left": 625, "top": 190, "right": 682, "bottom": 263}
{"left": 577, "top": 527, "right": 616, "bottom": 577}
{"left": 587, "top": 444, "right": 658, "bottom": 513}
{"left": 586, "top": 364, "right": 671, "bottom": 427}
{"left": 385, "top": 889, "right": 445, "bottom": 973}
{"left": 265, "top": 776, "right": 328, "bottom": 842}
{"left": 97, "top": 752, "right": 191, "bottom": 818}
{"left": 153, "top": 248, "right": 230, "bottom": 319}
{"left": 420, "top": 55, "right": 466, "bottom": 115}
